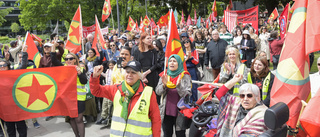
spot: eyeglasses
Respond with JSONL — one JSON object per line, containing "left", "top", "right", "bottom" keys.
{"left": 0, "top": 64, "right": 8, "bottom": 67}
{"left": 65, "top": 57, "right": 75, "bottom": 61}
{"left": 239, "top": 93, "right": 253, "bottom": 99}
{"left": 110, "top": 45, "right": 115, "bottom": 47}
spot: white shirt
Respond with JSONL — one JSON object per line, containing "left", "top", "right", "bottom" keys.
{"left": 310, "top": 72, "right": 320, "bottom": 97}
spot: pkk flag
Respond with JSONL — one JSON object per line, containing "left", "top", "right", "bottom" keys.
{"left": 187, "top": 15, "right": 192, "bottom": 26}
{"left": 268, "top": 8, "right": 279, "bottom": 23}
{"left": 279, "top": 3, "right": 289, "bottom": 39}
{"left": 212, "top": 0, "right": 218, "bottom": 17}
{"left": 0, "top": 66, "right": 78, "bottom": 121}
{"left": 165, "top": 10, "right": 187, "bottom": 72}
{"left": 157, "top": 16, "right": 166, "bottom": 27}
{"left": 306, "top": 0, "right": 320, "bottom": 55}
{"left": 300, "top": 88, "right": 320, "bottom": 136}
{"left": 24, "top": 32, "right": 41, "bottom": 68}
{"left": 31, "top": 33, "right": 43, "bottom": 46}
{"left": 92, "top": 15, "right": 106, "bottom": 57}
{"left": 102, "top": 0, "right": 112, "bottom": 22}
{"left": 270, "top": 0, "right": 310, "bottom": 129}
{"left": 65, "top": 5, "right": 82, "bottom": 54}
{"left": 163, "top": 11, "right": 170, "bottom": 26}
{"left": 126, "top": 16, "right": 136, "bottom": 31}
{"left": 181, "top": 10, "right": 185, "bottom": 25}
{"left": 142, "top": 15, "right": 151, "bottom": 29}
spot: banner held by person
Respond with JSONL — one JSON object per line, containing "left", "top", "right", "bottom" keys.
{"left": 0, "top": 66, "right": 78, "bottom": 121}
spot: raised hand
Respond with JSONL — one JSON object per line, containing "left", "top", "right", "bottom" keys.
{"left": 93, "top": 65, "right": 104, "bottom": 78}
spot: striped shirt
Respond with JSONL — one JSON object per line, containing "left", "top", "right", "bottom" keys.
{"left": 219, "top": 32, "right": 233, "bottom": 45}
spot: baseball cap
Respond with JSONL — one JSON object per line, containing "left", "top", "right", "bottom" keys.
{"left": 157, "top": 35, "right": 166, "bottom": 41}
{"left": 118, "top": 35, "right": 127, "bottom": 41}
{"left": 124, "top": 61, "right": 141, "bottom": 72}
{"left": 43, "top": 43, "right": 53, "bottom": 47}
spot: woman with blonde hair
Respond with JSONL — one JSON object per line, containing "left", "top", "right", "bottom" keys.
{"left": 219, "top": 46, "right": 248, "bottom": 95}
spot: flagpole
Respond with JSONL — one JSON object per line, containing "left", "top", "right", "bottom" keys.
{"left": 116, "top": 0, "right": 120, "bottom": 36}
{"left": 110, "top": 7, "right": 115, "bottom": 30}
{"left": 0, "top": 120, "right": 7, "bottom": 137}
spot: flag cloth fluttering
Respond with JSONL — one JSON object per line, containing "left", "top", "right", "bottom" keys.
{"left": 24, "top": 32, "right": 41, "bottom": 68}
{"left": 0, "top": 66, "right": 78, "bottom": 121}
{"left": 102, "top": 0, "right": 112, "bottom": 22}
{"left": 180, "top": 10, "right": 185, "bottom": 25}
{"left": 65, "top": 5, "right": 82, "bottom": 54}
{"left": 212, "top": 0, "right": 217, "bottom": 17}
{"left": 270, "top": 0, "right": 310, "bottom": 130}
{"left": 92, "top": 15, "right": 106, "bottom": 57}
{"left": 279, "top": 4, "right": 289, "bottom": 39}
{"left": 268, "top": 8, "right": 279, "bottom": 23}
{"left": 126, "top": 16, "right": 136, "bottom": 31}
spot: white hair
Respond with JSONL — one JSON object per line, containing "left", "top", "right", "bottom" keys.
{"left": 239, "top": 83, "right": 261, "bottom": 103}
{"left": 124, "top": 67, "right": 142, "bottom": 79}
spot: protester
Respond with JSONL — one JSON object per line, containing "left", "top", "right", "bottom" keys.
{"left": 132, "top": 32, "right": 159, "bottom": 103}
{"left": 84, "top": 46, "right": 104, "bottom": 74}
{"left": 102, "top": 41, "right": 119, "bottom": 62}
{"left": 85, "top": 34, "right": 94, "bottom": 53}
{"left": 153, "top": 39, "right": 165, "bottom": 76}
{"left": 219, "top": 24, "right": 233, "bottom": 45}
{"left": 247, "top": 57, "right": 274, "bottom": 107}
{"left": 259, "top": 26, "right": 270, "bottom": 61}
{"left": 215, "top": 74, "right": 268, "bottom": 136}
{"left": 268, "top": 31, "right": 285, "bottom": 70}
{"left": 39, "top": 42, "right": 64, "bottom": 68}
{"left": 219, "top": 46, "right": 248, "bottom": 95}
{"left": 90, "top": 61, "right": 161, "bottom": 137}
{"left": 193, "top": 30, "right": 207, "bottom": 69}
{"left": 64, "top": 53, "right": 87, "bottom": 137}
{"left": 9, "top": 38, "right": 23, "bottom": 64}
{"left": 310, "top": 57, "right": 320, "bottom": 97}
{"left": 240, "top": 30, "right": 256, "bottom": 68}
{"left": 204, "top": 30, "right": 228, "bottom": 79}
{"left": 233, "top": 28, "right": 243, "bottom": 48}
{"left": 249, "top": 27, "right": 260, "bottom": 52}
{"left": 156, "top": 54, "right": 192, "bottom": 137}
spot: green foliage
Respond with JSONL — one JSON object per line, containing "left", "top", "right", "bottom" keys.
{"left": 0, "top": 1, "right": 13, "bottom": 26}
{"left": 11, "top": 22, "right": 20, "bottom": 33}
{"left": 0, "top": 36, "right": 15, "bottom": 44}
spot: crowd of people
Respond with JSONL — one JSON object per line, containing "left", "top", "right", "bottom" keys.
{"left": 1, "top": 14, "right": 317, "bottom": 137}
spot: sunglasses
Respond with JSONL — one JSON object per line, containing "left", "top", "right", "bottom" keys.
{"left": 0, "top": 64, "right": 8, "bottom": 67}
{"left": 184, "top": 41, "right": 190, "bottom": 43}
{"left": 110, "top": 45, "right": 115, "bottom": 47}
{"left": 65, "top": 57, "right": 75, "bottom": 61}
{"left": 239, "top": 93, "right": 253, "bottom": 99}
{"left": 318, "top": 63, "right": 320, "bottom": 66}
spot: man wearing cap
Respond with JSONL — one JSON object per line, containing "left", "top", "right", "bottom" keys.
{"left": 39, "top": 42, "right": 64, "bottom": 68}
{"left": 157, "top": 35, "right": 166, "bottom": 52}
{"left": 118, "top": 34, "right": 127, "bottom": 50}
{"left": 90, "top": 60, "right": 161, "bottom": 137}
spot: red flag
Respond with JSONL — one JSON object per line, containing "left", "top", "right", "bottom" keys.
{"left": 65, "top": 5, "right": 82, "bottom": 54}
{"left": 150, "top": 18, "right": 157, "bottom": 29}
{"left": 180, "top": 10, "right": 185, "bottom": 25}
{"left": 163, "top": 11, "right": 170, "bottom": 26}
{"left": 92, "top": 15, "right": 106, "bottom": 57}
{"left": 212, "top": 0, "right": 218, "bottom": 17}
{"left": 187, "top": 15, "right": 192, "bottom": 26}
{"left": 224, "top": 10, "right": 238, "bottom": 33}
{"left": 31, "top": 33, "right": 43, "bottom": 46}
{"left": 135, "top": 20, "right": 139, "bottom": 32}
{"left": 0, "top": 66, "right": 78, "bottom": 121}
{"left": 24, "top": 32, "right": 41, "bottom": 68}
{"left": 306, "top": 0, "right": 320, "bottom": 55}
{"left": 165, "top": 10, "right": 187, "bottom": 72}
{"left": 102, "top": 0, "right": 112, "bottom": 22}
{"left": 229, "top": 0, "right": 233, "bottom": 10}
{"left": 279, "top": 4, "right": 289, "bottom": 39}
{"left": 126, "top": 16, "right": 136, "bottom": 31}
{"left": 139, "top": 17, "right": 143, "bottom": 31}
{"left": 268, "top": 8, "right": 279, "bottom": 23}
{"left": 194, "top": 9, "right": 197, "bottom": 25}
{"left": 300, "top": 88, "right": 320, "bottom": 137}
{"left": 142, "top": 15, "right": 151, "bottom": 30}
{"left": 270, "top": 0, "right": 310, "bottom": 129}
{"left": 157, "top": 16, "right": 166, "bottom": 27}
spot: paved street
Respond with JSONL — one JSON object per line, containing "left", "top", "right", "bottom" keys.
{"left": 25, "top": 116, "right": 109, "bottom": 137}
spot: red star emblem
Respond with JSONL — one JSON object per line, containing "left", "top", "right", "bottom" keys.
{"left": 17, "top": 75, "right": 53, "bottom": 107}
{"left": 69, "top": 23, "right": 80, "bottom": 43}
{"left": 103, "top": 3, "right": 109, "bottom": 15}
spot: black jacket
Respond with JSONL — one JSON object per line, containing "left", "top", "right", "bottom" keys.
{"left": 204, "top": 39, "right": 228, "bottom": 69}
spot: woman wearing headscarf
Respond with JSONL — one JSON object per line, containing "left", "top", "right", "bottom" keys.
{"left": 156, "top": 55, "right": 192, "bottom": 137}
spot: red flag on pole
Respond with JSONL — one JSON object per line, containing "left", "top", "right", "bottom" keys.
{"left": 65, "top": 5, "right": 82, "bottom": 54}
{"left": 270, "top": 0, "right": 310, "bottom": 129}
{"left": 92, "top": 15, "right": 106, "bottom": 57}
{"left": 187, "top": 15, "right": 192, "bottom": 26}
{"left": 306, "top": 0, "right": 320, "bottom": 55}
{"left": 31, "top": 33, "right": 43, "bottom": 46}
{"left": 126, "top": 16, "right": 136, "bottom": 31}
{"left": 142, "top": 15, "right": 151, "bottom": 29}
{"left": 165, "top": 9, "right": 187, "bottom": 72}
{"left": 229, "top": 0, "right": 233, "bottom": 10}
{"left": 150, "top": 18, "right": 157, "bottom": 29}
{"left": 102, "top": 0, "right": 112, "bottom": 22}
{"left": 279, "top": 4, "right": 289, "bottom": 39}
{"left": 157, "top": 16, "right": 166, "bottom": 27}
{"left": 268, "top": 8, "right": 279, "bottom": 23}
{"left": 24, "top": 32, "right": 41, "bottom": 68}
{"left": 135, "top": 20, "right": 139, "bottom": 32}
{"left": 0, "top": 66, "right": 78, "bottom": 121}
{"left": 163, "top": 11, "right": 170, "bottom": 26}
{"left": 180, "top": 10, "right": 185, "bottom": 25}
{"left": 300, "top": 88, "right": 320, "bottom": 136}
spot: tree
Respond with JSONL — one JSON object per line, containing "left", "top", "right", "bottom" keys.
{"left": 0, "top": 1, "right": 13, "bottom": 26}
{"left": 11, "top": 22, "right": 20, "bottom": 35}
